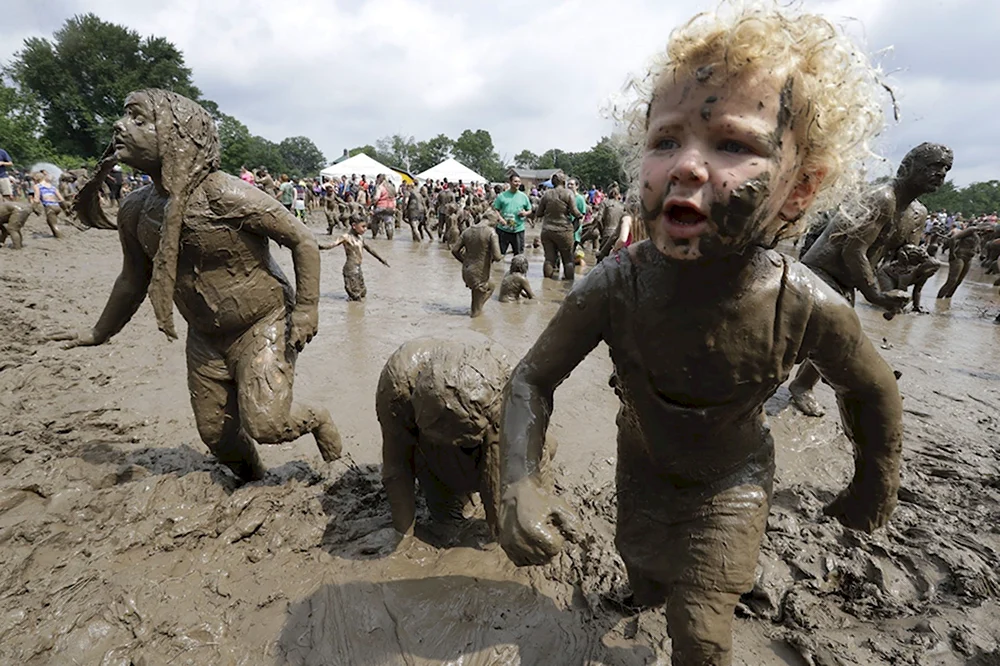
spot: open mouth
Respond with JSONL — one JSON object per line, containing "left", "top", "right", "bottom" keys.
{"left": 663, "top": 203, "right": 709, "bottom": 239}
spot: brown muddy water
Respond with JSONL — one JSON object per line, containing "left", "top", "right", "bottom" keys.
{"left": 1, "top": 209, "right": 1000, "bottom": 665}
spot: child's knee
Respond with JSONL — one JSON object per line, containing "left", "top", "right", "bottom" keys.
{"left": 242, "top": 410, "right": 286, "bottom": 443}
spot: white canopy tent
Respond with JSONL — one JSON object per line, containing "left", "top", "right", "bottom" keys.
{"left": 416, "top": 158, "right": 487, "bottom": 185}
{"left": 320, "top": 153, "right": 402, "bottom": 186}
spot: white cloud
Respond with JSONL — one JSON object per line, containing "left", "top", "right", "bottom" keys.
{"left": 2, "top": 0, "right": 996, "bottom": 186}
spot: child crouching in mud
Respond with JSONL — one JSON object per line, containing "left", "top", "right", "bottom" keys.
{"left": 496, "top": 5, "right": 902, "bottom": 665}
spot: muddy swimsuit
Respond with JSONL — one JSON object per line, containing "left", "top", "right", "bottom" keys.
{"left": 587, "top": 243, "right": 821, "bottom": 604}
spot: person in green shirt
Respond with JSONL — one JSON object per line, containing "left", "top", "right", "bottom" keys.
{"left": 492, "top": 173, "right": 532, "bottom": 255}
{"left": 569, "top": 178, "right": 588, "bottom": 247}
{"left": 278, "top": 173, "right": 295, "bottom": 211}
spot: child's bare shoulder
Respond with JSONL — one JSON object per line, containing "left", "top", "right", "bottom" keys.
{"left": 781, "top": 253, "right": 863, "bottom": 344}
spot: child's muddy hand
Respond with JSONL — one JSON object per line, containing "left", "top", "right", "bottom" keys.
{"left": 874, "top": 290, "right": 909, "bottom": 312}
{"left": 49, "top": 329, "right": 102, "bottom": 349}
{"left": 499, "top": 477, "right": 581, "bottom": 566}
{"left": 289, "top": 307, "right": 318, "bottom": 351}
{"left": 823, "top": 486, "right": 897, "bottom": 533}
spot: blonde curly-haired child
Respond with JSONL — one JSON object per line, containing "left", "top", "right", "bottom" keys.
{"left": 496, "top": 4, "right": 903, "bottom": 664}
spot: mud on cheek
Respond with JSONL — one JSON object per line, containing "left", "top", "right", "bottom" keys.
{"left": 707, "top": 176, "right": 773, "bottom": 249}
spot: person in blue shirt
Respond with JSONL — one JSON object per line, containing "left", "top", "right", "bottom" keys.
{"left": 0, "top": 147, "right": 13, "bottom": 201}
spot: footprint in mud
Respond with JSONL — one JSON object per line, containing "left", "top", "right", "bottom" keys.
{"left": 276, "top": 576, "right": 655, "bottom": 666}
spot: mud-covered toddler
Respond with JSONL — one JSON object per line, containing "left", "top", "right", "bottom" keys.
{"left": 495, "top": 5, "right": 904, "bottom": 665}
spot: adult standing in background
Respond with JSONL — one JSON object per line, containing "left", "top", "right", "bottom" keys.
{"left": 0, "top": 146, "right": 13, "bottom": 201}
{"left": 492, "top": 173, "right": 531, "bottom": 256}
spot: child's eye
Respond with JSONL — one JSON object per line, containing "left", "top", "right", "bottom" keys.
{"left": 719, "top": 140, "right": 753, "bottom": 154}
{"left": 652, "top": 137, "right": 679, "bottom": 150}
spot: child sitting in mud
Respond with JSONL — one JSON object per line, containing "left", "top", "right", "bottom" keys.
{"left": 496, "top": 6, "right": 903, "bottom": 665}
{"left": 498, "top": 254, "right": 535, "bottom": 302}
{"left": 378, "top": 337, "right": 511, "bottom": 542}
{"left": 320, "top": 219, "right": 390, "bottom": 301}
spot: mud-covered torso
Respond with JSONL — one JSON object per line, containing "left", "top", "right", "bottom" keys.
{"left": 0, "top": 202, "right": 29, "bottom": 226}
{"left": 600, "top": 200, "right": 625, "bottom": 236}
{"left": 406, "top": 192, "right": 425, "bottom": 214}
{"left": 341, "top": 233, "right": 364, "bottom": 272}
{"left": 459, "top": 226, "right": 497, "bottom": 283}
{"left": 538, "top": 188, "right": 577, "bottom": 233}
{"left": 950, "top": 231, "right": 980, "bottom": 259}
{"left": 498, "top": 274, "right": 528, "bottom": 301}
{"left": 600, "top": 243, "right": 810, "bottom": 481}
{"left": 802, "top": 190, "right": 899, "bottom": 286}
{"left": 131, "top": 178, "right": 292, "bottom": 338}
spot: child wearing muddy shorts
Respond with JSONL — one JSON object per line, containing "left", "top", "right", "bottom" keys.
{"left": 495, "top": 6, "right": 903, "bottom": 665}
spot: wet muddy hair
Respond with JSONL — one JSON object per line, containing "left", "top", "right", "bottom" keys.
{"left": 76, "top": 89, "right": 219, "bottom": 340}
{"left": 617, "top": 1, "right": 887, "bottom": 239}
{"left": 510, "top": 254, "right": 529, "bottom": 274}
{"left": 897, "top": 142, "right": 953, "bottom": 178}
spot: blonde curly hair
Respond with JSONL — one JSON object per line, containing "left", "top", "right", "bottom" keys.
{"left": 616, "top": 2, "right": 888, "bottom": 239}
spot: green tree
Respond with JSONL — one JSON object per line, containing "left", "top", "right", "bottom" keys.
{"left": 8, "top": 13, "right": 202, "bottom": 158}
{"left": 573, "top": 137, "right": 625, "bottom": 190}
{"left": 349, "top": 145, "right": 384, "bottom": 161}
{"left": 452, "top": 129, "right": 504, "bottom": 181}
{"left": 513, "top": 149, "right": 539, "bottom": 169}
{"left": 411, "top": 134, "right": 453, "bottom": 173}
{"left": 375, "top": 134, "right": 417, "bottom": 170}
{"left": 279, "top": 136, "right": 325, "bottom": 176}
{"left": 0, "top": 80, "right": 51, "bottom": 164}
{"left": 246, "top": 137, "right": 286, "bottom": 176}
{"left": 536, "top": 148, "right": 577, "bottom": 173}
{"left": 919, "top": 179, "right": 1000, "bottom": 217}
{"left": 217, "top": 113, "right": 253, "bottom": 174}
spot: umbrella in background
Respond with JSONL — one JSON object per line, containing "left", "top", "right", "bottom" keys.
{"left": 30, "top": 162, "right": 63, "bottom": 181}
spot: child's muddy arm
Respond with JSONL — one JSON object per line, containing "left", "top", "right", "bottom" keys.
{"left": 839, "top": 197, "right": 899, "bottom": 308}
{"left": 498, "top": 268, "right": 610, "bottom": 565}
{"left": 450, "top": 235, "right": 466, "bottom": 262}
{"left": 518, "top": 276, "right": 535, "bottom": 299}
{"left": 490, "top": 232, "right": 502, "bottom": 262}
{"left": 318, "top": 236, "right": 346, "bottom": 250}
{"left": 55, "top": 195, "right": 151, "bottom": 348}
{"left": 364, "top": 242, "right": 390, "bottom": 267}
{"left": 381, "top": 419, "right": 419, "bottom": 536}
{"left": 805, "top": 290, "right": 903, "bottom": 533}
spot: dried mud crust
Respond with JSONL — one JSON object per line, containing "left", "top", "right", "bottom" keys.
{"left": 2, "top": 228, "right": 1000, "bottom": 664}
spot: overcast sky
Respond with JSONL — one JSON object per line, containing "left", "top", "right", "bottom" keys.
{"left": 4, "top": 0, "right": 996, "bottom": 186}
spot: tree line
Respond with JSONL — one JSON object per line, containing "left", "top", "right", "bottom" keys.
{"left": 2, "top": 13, "right": 326, "bottom": 177}
{"left": 349, "top": 132, "right": 625, "bottom": 188}
{"left": 2, "top": 13, "right": 627, "bottom": 187}
{"left": 918, "top": 180, "right": 1000, "bottom": 217}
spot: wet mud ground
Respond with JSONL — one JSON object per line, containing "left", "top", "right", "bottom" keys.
{"left": 2, "top": 209, "right": 1000, "bottom": 665}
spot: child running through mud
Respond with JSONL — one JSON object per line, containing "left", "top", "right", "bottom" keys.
{"left": 321, "top": 219, "right": 390, "bottom": 301}
{"left": 495, "top": 6, "right": 903, "bottom": 665}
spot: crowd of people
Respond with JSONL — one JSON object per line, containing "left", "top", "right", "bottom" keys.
{"left": 3, "top": 3, "right": 1000, "bottom": 662}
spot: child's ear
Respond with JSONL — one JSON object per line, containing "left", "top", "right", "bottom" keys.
{"left": 780, "top": 167, "right": 826, "bottom": 221}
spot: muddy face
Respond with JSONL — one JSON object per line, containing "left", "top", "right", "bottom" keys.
{"left": 112, "top": 92, "right": 161, "bottom": 173}
{"left": 639, "top": 71, "right": 802, "bottom": 260}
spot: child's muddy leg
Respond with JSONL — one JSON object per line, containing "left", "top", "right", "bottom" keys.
{"left": 665, "top": 586, "right": 740, "bottom": 666}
